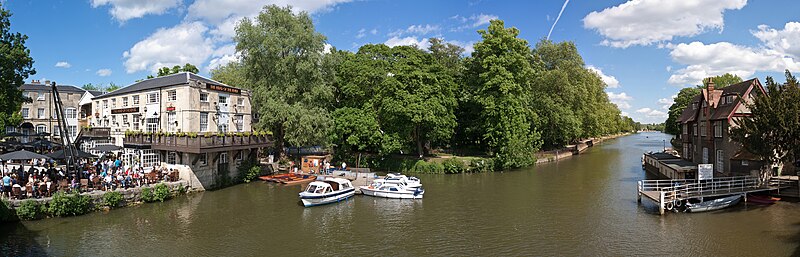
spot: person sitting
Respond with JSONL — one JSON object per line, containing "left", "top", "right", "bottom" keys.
{"left": 103, "top": 174, "right": 113, "bottom": 191}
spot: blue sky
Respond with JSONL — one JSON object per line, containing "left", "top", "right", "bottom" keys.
{"left": 5, "top": 0, "right": 800, "bottom": 124}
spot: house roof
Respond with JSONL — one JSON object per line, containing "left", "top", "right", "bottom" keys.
{"left": 20, "top": 83, "right": 85, "bottom": 93}
{"left": 709, "top": 78, "right": 758, "bottom": 120}
{"left": 731, "top": 149, "right": 763, "bottom": 161}
{"left": 94, "top": 72, "right": 235, "bottom": 100}
{"left": 677, "top": 94, "right": 702, "bottom": 123}
{"left": 86, "top": 90, "right": 106, "bottom": 97}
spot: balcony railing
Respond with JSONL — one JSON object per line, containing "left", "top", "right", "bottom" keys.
{"left": 124, "top": 133, "right": 273, "bottom": 153}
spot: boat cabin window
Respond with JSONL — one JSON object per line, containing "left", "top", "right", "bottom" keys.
{"left": 389, "top": 187, "right": 399, "bottom": 192}
{"left": 306, "top": 185, "right": 317, "bottom": 193}
{"left": 315, "top": 186, "right": 327, "bottom": 194}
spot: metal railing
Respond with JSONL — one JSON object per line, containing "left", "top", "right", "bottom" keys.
{"left": 639, "top": 176, "right": 763, "bottom": 202}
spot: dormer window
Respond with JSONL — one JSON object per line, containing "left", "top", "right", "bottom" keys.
{"left": 727, "top": 95, "right": 735, "bottom": 104}
{"left": 692, "top": 102, "right": 698, "bottom": 110}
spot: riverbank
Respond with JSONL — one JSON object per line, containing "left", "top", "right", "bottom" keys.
{"left": 1, "top": 181, "right": 188, "bottom": 221}
{"left": 535, "top": 132, "right": 632, "bottom": 164}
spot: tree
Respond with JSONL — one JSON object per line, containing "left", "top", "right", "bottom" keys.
{"left": 145, "top": 63, "right": 200, "bottom": 80}
{"left": 211, "top": 61, "right": 247, "bottom": 88}
{"left": 464, "top": 19, "right": 540, "bottom": 169}
{"left": 0, "top": 3, "right": 36, "bottom": 133}
{"left": 235, "top": 5, "right": 333, "bottom": 156}
{"left": 731, "top": 70, "right": 800, "bottom": 173}
{"left": 82, "top": 83, "right": 99, "bottom": 91}
{"left": 105, "top": 82, "right": 121, "bottom": 92}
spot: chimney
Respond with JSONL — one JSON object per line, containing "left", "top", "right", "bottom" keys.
{"left": 31, "top": 79, "right": 40, "bottom": 84}
{"left": 706, "top": 77, "right": 715, "bottom": 92}
{"left": 45, "top": 80, "right": 51, "bottom": 86}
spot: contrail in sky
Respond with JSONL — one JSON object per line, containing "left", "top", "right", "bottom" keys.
{"left": 547, "top": 0, "right": 571, "bottom": 40}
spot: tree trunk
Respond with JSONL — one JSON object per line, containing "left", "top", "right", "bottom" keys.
{"left": 415, "top": 126, "right": 424, "bottom": 159}
{"left": 274, "top": 123, "right": 285, "bottom": 159}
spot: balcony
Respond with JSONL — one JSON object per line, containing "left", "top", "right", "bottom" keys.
{"left": 124, "top": 133, "right": 273, "bottom": 153}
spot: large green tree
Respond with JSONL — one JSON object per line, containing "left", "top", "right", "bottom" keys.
{"left": 664, "top": 73, "right": 742, "bottom": 135}
{"left": 235, "top": 5, "right": 333, "bottom": 156}
{"left": 464, "top": 20, "right": 540, "bottom": 169}
{"left": 0, "top": 4, "right": 35, "bottom": 132}
{"left": 731, "top": 71, "right": 800, "bottom": 173}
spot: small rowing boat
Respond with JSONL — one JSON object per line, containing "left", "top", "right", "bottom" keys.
{"left": 746, "top": 195, "right": 780, "bottom": 205}
{"left": 685, "top": 194, "right": 742, "bottom": 213}
{"left": 281, "top": 175, "right": 317, "bottom": 185}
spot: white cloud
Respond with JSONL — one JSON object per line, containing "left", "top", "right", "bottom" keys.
{"left": 667, "top": 41, "right": 800, "bottom": 85}
{"left": 206, "top": 44, "right": 239, "bottom": 71}
{"left": 96, "top": 69, "right": 113, "bottom": 77}
{"left": 389, "top": 24, "right": 441, "bottom": 37}
{"left": 636, "top": 107, "right": 668, "bottom": 118}
{"left": 91, "top": 0, "right": 181, "bottom": 22}
{"left": 370, "top": 28, "right": 378, "bottom": 35}
{"left": 55, "top": 61, "right": 71, "bottom": 68}
{"left": 123, "top": 22, "right": 214, "bottom": 73}
{"left": 583, "top": 0, "right": 746, "bottom": 48}
{"left": 446, "top": 40, "right": 476, "bottom": 55}
{"left": 587, "top": 65, "right": 620, "bottom": 88}
{"left": 752, "top": 22, "right": 800, "bottom": 59}
{"left": 356, "top": 28, "right": 366, "bottom": 39}
{"left": 607, "top": 92, "right": 633, "bottom": 109}
{"left": 452, "top": 13, "right": 499, "bottom": 31}
{"left": 657, "top": 95, "right": 676, "bottom": 110}
{"left": 384, "top": 36, "right": 431, "bottom": 49}
{"left": 187, "top": 0, "right": 353, "bottom": 26}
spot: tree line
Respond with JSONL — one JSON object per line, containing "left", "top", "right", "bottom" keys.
{"left": 210, "top": 5, "right": 637, "bottom": 170}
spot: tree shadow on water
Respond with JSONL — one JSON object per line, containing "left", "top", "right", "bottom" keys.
{"left": 0, "top": 222, "right": 48, "bottom": 256}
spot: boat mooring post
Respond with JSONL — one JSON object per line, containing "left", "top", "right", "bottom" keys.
{"left": 636, "top": 181, "right": 642, "bottom": 203}
{"left": 659, "top": 191, "right": 665, "bottom": 215}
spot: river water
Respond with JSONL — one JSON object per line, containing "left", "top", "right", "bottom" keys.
{"left": 1, "top": 132, "right": 799, "bottom": 256}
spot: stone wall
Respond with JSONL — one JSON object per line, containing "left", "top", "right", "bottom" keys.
{"left": 5, "top": 181, "right": 187, "bottom": 208}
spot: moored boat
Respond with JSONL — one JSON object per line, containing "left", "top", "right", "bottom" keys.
{"left": 746, "top": 195, "right": 780, "bottom": 205}
{"left": 685, "top": 194, "right": 742, "bottom": 213}
{"left": 299, "top": 177, "right": 355, "bottom": 207}
{"left": 384, "top": 173, "right": 422, "bottom": 188}
{"left": 281, "top": 175, "right": 317, "bottom": 185}
{"left": 359, "top": 180, "right": 424, "bottom": 199}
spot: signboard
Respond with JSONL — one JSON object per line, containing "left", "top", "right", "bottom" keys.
{"left": 166, "top": 106, "right": 176, "bottom": 111}
{"left": 206, "top": 84, "right": 241, "bottom": 94}
{"left": 111, "top": 107, "right": 139, "bottom": 114}
{"left": 698, "top": 164, "right": 713, "bottom": 180}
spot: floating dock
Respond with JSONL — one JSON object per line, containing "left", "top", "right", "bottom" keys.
{"left": 637, "top": 176, "right": 783, "bottom": 215}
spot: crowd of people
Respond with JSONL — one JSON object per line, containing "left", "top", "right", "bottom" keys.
{"left": 1, "top": 156, "right": 180, "bottom": 200}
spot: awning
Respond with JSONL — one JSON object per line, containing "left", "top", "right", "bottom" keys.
{"left": 91, "top": 144, "right": 122, "bottom": 152}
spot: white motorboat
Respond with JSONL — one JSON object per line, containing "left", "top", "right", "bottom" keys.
{"left": 384, "top": 173, "right": 422, "bottom": 188}
{"left": 685, "top": 194, "right": 742, "bottom": 213}
{"left": 299, "top": 177, "right": 355, "bottom": 207}
{"left": 359, "top": 181, "right": 424, "bottom": 199}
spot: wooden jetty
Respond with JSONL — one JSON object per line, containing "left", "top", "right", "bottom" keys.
{"left": 637, "top": 176, "right": 784, "bottom": 215}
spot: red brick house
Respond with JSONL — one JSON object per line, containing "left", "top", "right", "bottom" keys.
{"left": 676, "top": 78, "right": 767, "bottom": 177}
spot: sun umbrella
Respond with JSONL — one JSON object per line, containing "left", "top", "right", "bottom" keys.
{"left": 30, "top": 139, "right": 62, "bottom": 148}
{"left": 46, "top": 149, "right": 97, "bottom": 160}
{"left": 91, "top": 144, "right": 122, "bottom": 152}
{"left": 0, "top": 149, "right": 51, "bottom": 161}
{"left": 3, "top": 132, "right": 24, "bottom": 137}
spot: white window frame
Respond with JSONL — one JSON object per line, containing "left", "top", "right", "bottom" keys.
{"left": 122, "top": 114, "right": 128, "bottom": 125}
{"left": 36, "top": 92, "right": 45, "bottom": 101}
{"left": 167, "top": 152, "right": 178, "bottom": 165}
{"left": 200, "top": 112, "right": 208, "bottom": 132}
{"left": 200, "top": 92, "right": 208, "bottom": 102}
{"left": 37, "top": 108, "right": 45, "bottom": 119}
{"left": 122, "top": 97, "right": 128, "bottom": 107}
{"left": 111, "top": 98, "right": 116, "bottom": 108}
{"left": 21, "top": 108, "right": 29, "bottom": 118}
{"left": 236, "top": 97, "right": 243, "bottom": 106}
{"left": 141, "top": 149, "right": 159, "bottom": 168}
{"left": 219, "top": 152, "right": 229, "bottom": 164}
{"left": 132, "top": 114, "right": 140, "bottom": 130}
{"left": 53, "top": 126, "right": 60, "bottom": 136}
{"left": 199, "top": 153, "right": 208, "bottom": 166}
{"left": 146, "top": 118, "right": 159, "bottom": 133}
{"left": 36, "top": 125, "right": 46, "bottom": 134}
{"left": 167, "top": 90, "right": 177, "bottom": 102}
{"left": 742, "top": 160, "right": 749, "bottom": 166}
{"left": 714, "top": 121, "right": 722, "bottom": 138}
{"left": 133, "top": 95, "right": 140, "bottom": 105}
{"left": 167, "top": 112, "right": 176, "bottom": 131}
{"left": 147, "top": 92, "right": 160, "bottom": 104}
{"left": 65, "top": 108, "right": 77, "bottom": 119}
{"left": 234, "top": 115, "right": 243, "bottom": 132}
{"left": 236, "top": 150, "right": 243, "bottom": 161}
{"left": 103, "top": 100, "right": 108, "bottom": 109}
{"left": 68, "top": 125, "right": 77, "bottom": 139}
{"left": 218, "top": 95, "right": 228, "bottom": 105}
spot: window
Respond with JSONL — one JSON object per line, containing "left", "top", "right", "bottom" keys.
{"left": 235, "top": 150, "right": 243, "bottom": 161}
{"left": 65, "top": 108, "right": 76, "bottom": 119}
{"left": 21, "top": 108, "right": 29, "bottom": 118}
{"left": 53, "top": 126, "right": 60, "bottom": 136}
{"left": 68, "top": 125, "right": 77, "bottom": 138}
{"left": 219, "top": 123, "right": 228, "bottom": 133}
{"left": 199, "top": 153, "right": 208, "bottom": 166}
{"left": 167, "top": 90, "right": 177, "bottom": 101}
{"left": 742, "top": 160, "right": 749, "bottom": 166}
{"left": 147, "top": 92, "right": 159, "bottom": 104}
{"left": 236, "top": 97, "right": 243, "bottom": 106}
{"left": 700, "top": 122, "right": 707, "bottom": 137}
{"left": 682, "top": 124, "right": 687, "bottom": 134}
{"left": 167, "top": 112, "right": 176, "bottom": 131}
{"left": 692, "top": 102, "right": 698, "bottom": 110}
{"left": 133, "top": 95, "right": 140, "bottom": 105}
{"left": 219, "top": 95, "right": 227, "bottom": 105}
{"left": 200, "top": 112, "right": 208, "bottom": 132}
{"left": 167, "top": 152, "right": 178, "bottom": 165}
{"left": 122, "top": 97, "right": 128, "bottom": 107}
{"left": 37, "top": 108, "right": 45, "bottom": 119}
{"left": 693, "top": 124, "right": 698, "bottom": 135}
{"left": 200, "top": 92, "right": 208, "bottom": 102}
{"left": 234, "top": 115, "right": 243, "bottom": 132}
{"left": 111, "top": 115, "right": 117, "bottom": 126}
{"left": 103, "top": 100, "right": 108, "bottom": 109}
{"left": 22, "top": 92, "right": 29, "bottom": 98}
{"left": 36, "top": 125, "right": 46, "bottom": 134}
{"left": 716, "top": 149, "right": 724, "bottom": 173}
{"left": 146, "top": 118, "right": 159, "bottom": 133}
{"left": 132, "top": 114, "right": 140, "bottom": 130}
{"left": 111, "top": 99, "right": 116, "bottom": 108}
{"left": 122, "top": 114, "right": 128, "bottom": 125}
{"left": 141, "top": 149, "right": 159, "bottom": 168}
{"left": 219, "top": 152, "right": 228, "bottom": 164}
{"left": 714, "top": 121, "right": 722, "bottom": 138}
{"left": 36, "top": 92, "right": 45, "bottom": 101}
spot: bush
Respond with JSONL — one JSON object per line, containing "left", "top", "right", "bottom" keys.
{"left": 442, "top": 158, "right": 468, "bottom": 174}
{"left": 468, "top": 158, "right": 495, "bottom": 173}
{"left": 47, "top": 191, "right": 92, "bottom": 217}
{"left": 16, "top": 200, "right": 43, "bottom": 220}
{"left": 153, "top": 183, "right": 170, "bottom": 202}
{"left": 101, "top": 191, "right": 125, "bottom": 208}
{"left": 411, "top": 160, "right": 444, "bottom": 174}
{"left": 141, "top": 187, "right": 154, "bottom": 202}
{"left": 238, "top": 160, "right": 261, "bottom": 183}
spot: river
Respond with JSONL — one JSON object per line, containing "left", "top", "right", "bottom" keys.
{"left": 1, "top": 132, "right": 798, "bottom": 256}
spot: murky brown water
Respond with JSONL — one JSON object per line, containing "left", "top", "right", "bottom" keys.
{"left": 1, "top": 132, "right": 799, "bottom": 256}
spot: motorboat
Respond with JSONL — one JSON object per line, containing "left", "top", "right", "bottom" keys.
{"left": 299, "top": 177, "right": 355, "bottom": 207}
{"left": 359, "top": 181, "right": 424, "bottom": 199}
{"left": 384, "top": 173, "right": 422, "bottom": 188}
{"left": 685, "top": 194, "right": 742, "bottom": 213}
